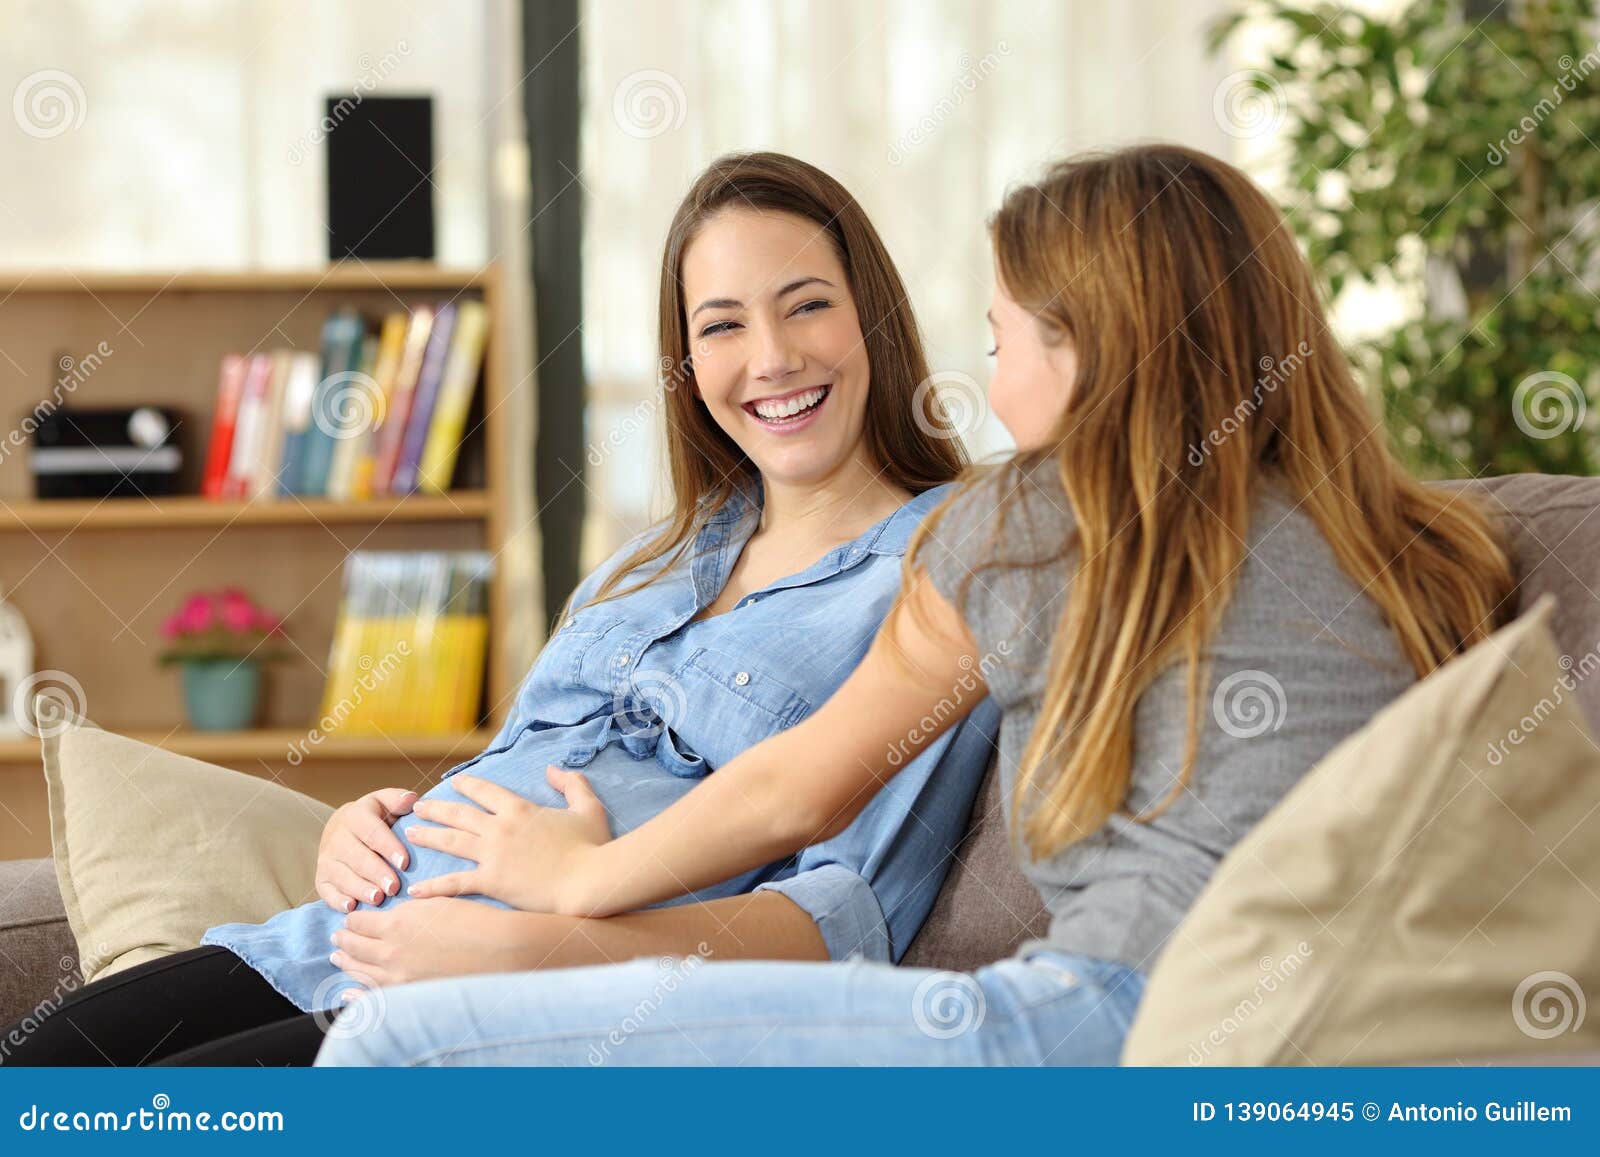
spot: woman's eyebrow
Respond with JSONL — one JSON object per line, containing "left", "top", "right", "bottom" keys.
{"left": 690, "top": 297, "right": 741, "bottom": 319}
{"left": 775, "top": 275, "right": 833, "bottom": 297}
{"left": 690, "top": 276, "right": 835, "bottom": 319}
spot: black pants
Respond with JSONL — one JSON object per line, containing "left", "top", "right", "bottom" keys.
{"left": 0, "top": 946, "right": 337, "bottom": 1066}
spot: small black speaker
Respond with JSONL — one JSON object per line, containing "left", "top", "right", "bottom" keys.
{"left": 325, "top": 95, "right": 435, "bottom": 261}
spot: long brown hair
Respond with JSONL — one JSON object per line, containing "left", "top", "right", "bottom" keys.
{"left": 574, "top": 151, "right": 966, "bottom": 614}
{"left": 910, "top": 144, "right": 1515, "bottom": 860}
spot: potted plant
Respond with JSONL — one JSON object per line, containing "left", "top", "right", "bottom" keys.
{"left": 1210, "top": 0, "right": 1600, "bottom": 477}
{"left": 158, "top": 588, "right": 288, "bottom": 731}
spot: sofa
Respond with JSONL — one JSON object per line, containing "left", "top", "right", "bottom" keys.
{"left": 3, "top": 472, "right": 1599, "bottom": 1060}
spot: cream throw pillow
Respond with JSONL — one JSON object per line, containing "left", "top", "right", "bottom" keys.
{"left": 1123, "top": 596, "right": 1600, "bottom": 1065}
{"left": 41, "top": 713, "right": 331, "bottom": 983}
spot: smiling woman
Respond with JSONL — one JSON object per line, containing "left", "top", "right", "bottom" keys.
{"left": 0, "top": 152, "right": 996, "bottom": 1068}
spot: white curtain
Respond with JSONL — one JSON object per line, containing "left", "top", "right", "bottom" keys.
{"left": 578, "top": 0, "right": 1233, "bottom": 568}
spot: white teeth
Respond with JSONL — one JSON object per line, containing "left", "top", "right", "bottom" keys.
{"left": 753, "top": 386, "right": 826, "bottom": 420}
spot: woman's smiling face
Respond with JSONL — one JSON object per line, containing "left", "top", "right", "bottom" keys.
{"left": 681, "top": 208, "right": 874, "bottom": 487}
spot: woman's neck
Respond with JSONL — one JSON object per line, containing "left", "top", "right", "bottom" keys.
{"left": 754, "top": 455, "right": 913, "bottom": 549}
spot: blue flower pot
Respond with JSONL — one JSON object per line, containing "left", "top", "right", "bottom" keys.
{"left": 180, "top": 658, "right": 262, "bottom": 731}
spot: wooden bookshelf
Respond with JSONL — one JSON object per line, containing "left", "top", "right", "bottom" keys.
{"left": 0, "top": 263, "right": 516, "bottom": 858}
{"left": 0, "top": 728, "right": 497, "bottom": 765}
{"left": 0, "top": 490, "right": 491, "bottom": 531}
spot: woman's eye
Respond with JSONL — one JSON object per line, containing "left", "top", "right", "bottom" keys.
{"left": 986, "top": 345, "right": 998, "bottom": 357}
{"left": 700, "top": 320, "right": 740, "bottom": 337}
{"left": 792, "top": 299, "right": 831, "bottom": 316}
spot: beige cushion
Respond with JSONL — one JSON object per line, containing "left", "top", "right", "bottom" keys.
{"left": 1123, "top": 596, "right": 1600, "bottom": 1065}
{"left": 41, "top": 713, "right": 331, "bottom": 983}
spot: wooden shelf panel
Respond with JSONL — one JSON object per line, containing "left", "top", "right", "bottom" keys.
{"left": 0, "top": 263, "right": 491, "bottom": 295}
{"left": 0, "top": 727, "right": 495, "bottom": 765}
{"left": 0, "top": 491, "right": 490, "bottom": 532}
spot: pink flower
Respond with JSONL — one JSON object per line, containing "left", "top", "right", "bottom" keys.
{"left": 252, "top": 611, "right": 282, "bottom": 635}
{"left": 176, "top": 594, "right": 214, "bottom": 634}
{"left": 160, "top": 613, "right": 183, "bottom": 639}
{"left": 219, "top": 597, "right": 256, "bottom": 634}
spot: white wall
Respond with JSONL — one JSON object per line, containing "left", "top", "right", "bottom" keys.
{"left": 0, "top": 0, "right": 492, "bottom": 268}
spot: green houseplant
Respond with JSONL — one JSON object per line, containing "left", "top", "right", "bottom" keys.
{"left": 1212, "top": 0, "right": 1600, "bottom": 476}
{"left": 158, "top": 588, "right": 289, "bottom": 731}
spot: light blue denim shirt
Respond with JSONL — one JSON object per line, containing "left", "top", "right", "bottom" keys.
{"left": 204, "top": 479, "right": 998, "bottom": 1011}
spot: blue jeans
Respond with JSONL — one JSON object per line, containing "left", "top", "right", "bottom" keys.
{"left": 313, "top": 950, "right": 1146, "bottom": 1066}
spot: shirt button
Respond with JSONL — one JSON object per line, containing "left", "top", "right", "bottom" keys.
{"left": 616, "top": 653, "right": 630, "bottom": 666}
{"left": 734, "top": 671, "right": 750, "bottom": 686}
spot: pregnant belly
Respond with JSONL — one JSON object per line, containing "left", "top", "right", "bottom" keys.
{"left": 206, "top": 732, "right": 745, "bottom": 1009}
{"left": 389, "top": 733, "right": 703, "bottom": 898}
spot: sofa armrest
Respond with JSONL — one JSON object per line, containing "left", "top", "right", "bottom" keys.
{"left": 0, "top": 858, "right": 81, "bottom": 1030}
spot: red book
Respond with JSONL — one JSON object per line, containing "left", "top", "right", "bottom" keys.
{"left": 221, "top": 354, "right": 273, "bottom": 499}
{"left": 200, "top": 354, "right": 247, "bottom": 498}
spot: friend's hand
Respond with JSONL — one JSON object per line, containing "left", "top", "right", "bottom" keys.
{"left": 403, "top": 767, "right": 611, "bottom": 912}
{"left": 314, "top": 787, "right": 418, "bottom": 913}
{"left": 328, "top": 897, "right": 540, "bottom": 990}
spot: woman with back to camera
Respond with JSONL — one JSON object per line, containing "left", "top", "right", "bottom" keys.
{"left": 316, "top": 143, "right": 1516, "bottom": 1067}
{"left": 0, "top": 152, "right": 1001, "bottom": 1066}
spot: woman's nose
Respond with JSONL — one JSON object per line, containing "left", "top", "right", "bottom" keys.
{"left": 749, "top": 321, "right": 804, "bottom": 384}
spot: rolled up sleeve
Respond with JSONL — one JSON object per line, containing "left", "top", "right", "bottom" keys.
{"left": 753, "top": 697, "right": 1000, "bottom": 963}
{"left": 754, "top": 862, "right": 892, "bottom": 962}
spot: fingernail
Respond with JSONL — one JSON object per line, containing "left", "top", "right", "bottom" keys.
{"left": 329, "top": 951, "right": 342, "bottom": 966}
{"left": 344, "top": 898, "right": 354, "bottom": 912}
{"left": 391, "top": 853, "right": 405, "bottom": 870}
{"left": 369, "top": 888, "right": 381, "bottom": 903}
{"left": 329, "top": 931, "right": 339, "bottom": 946}
{"left": 406, "top": 884, "right": 419, "bottom": 896}
{"left": 383, "top": 877, "right": 396, "bottom": 895}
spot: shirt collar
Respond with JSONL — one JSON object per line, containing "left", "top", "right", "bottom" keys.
{"left": 699, "top": 476, "right": 955, "bottom": 559}
{"left": 859, "top": 482, "right": 955, "bottom": 557}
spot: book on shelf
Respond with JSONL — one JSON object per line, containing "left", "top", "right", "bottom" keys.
{"left": 370, "top": 305, "right": 435, "bottom": 493}
{"left": 390, "top": 301, "right": 457, "bottom": 494}
{"left": 319, "top": 550, "right": 493, "bottom": 735}
{"left": 199, "top": 354, "right": 246, "bottom": 498}
{"left": 198, "top": 298, "right": 487, "bottom": 503}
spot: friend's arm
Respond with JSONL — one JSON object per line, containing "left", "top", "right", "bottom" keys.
{"left": 559, "top": 571, "right": 984, "bottom": 918}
